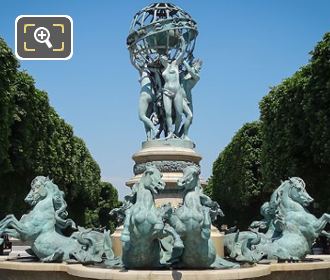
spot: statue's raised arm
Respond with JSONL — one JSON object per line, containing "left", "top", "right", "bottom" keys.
{"left": 175, "top": 35, "right": 187, "bottom": 66}
{"left": 183, "top": 58, "right": 202, "bottom": 82}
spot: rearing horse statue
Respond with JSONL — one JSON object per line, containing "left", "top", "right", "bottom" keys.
{"left": 0, "top": 176, "right": 120, "bottom": 266}
{"left": 225, "top": 177, "right": 330, "bottom": 262}
{"left": 167, "top": 166, "right": 239, "bottom": 269}
{"left": 111, "top": 165, "right": 183, "bottom": 269}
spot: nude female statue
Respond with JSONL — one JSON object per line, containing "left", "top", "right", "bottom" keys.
{"left": 159, "top": 36, "right": 186, "bottom": 138}
{"left": 179, "top": 58, "right": 202, "bottom": 140}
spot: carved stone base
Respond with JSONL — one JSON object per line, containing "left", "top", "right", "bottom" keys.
{"left": 211, "top": 226, "right": 225, "bottom": 257}
{"left": 126, "top": 138, "right": 206, "bottom": 206}
{"left": 2, "top": 256, "right": 330, "bottom": 279}
{"left": 111, "top": 226, "right": 123, "bottom": 257}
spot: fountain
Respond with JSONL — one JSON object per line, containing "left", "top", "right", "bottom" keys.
{"left": 1, "top": 3, "right": 330, "bottom": 280}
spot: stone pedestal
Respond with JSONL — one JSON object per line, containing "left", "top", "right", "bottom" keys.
{"left": 3, "top": 255, "right": 330, "bottom": 280}
{"left": 111, "top": 226, "right": 123, "bottom": 257}
{"left": 112, "top": 138, "right": 225, "bottom": 257}
{"left": 126, "top": 139, "right": 204, "bottom": 206}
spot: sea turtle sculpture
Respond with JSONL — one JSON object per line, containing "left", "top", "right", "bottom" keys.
{"left": 0, "top": 176, "right": 120, "bottom": 266}
{"left": 225, "top": 177, "right": 330, "bottom": 262}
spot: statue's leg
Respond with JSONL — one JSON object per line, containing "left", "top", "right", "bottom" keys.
{"left": 1, "top": 222, "right": 27, "bottom": 242}
{"left": 138, "top": 93, "right": 157, "bottom": 137}
{"left": 314, "top": 213, "right": 330, "bottom": 233}
{"left": 181, "top": 100, "right": 192, "bottom": 139}
{"left": 2, "top": 228, "right": 20, "bottom": 239}
{"left": 156, "top": 121, "right": 163, "bottom": 138}
{"left": 321, "top": 230, "right": 330, "bottom": 238}
{"left": 163, "top": 95, "right": 174, "bottom": 137}
{"left": 173, "top": 92, "right": 183, "bottom": 136}
{"left": 0, "top": 217, "right": 25, "bottom": 233}
{"left": 144, "top": 123, "right": 151, "bottom": 140}
{"left": 0, "top": 214, "right": 17, "bottom": 227}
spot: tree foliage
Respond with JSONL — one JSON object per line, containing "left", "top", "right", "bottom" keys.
{"left": 0, "top": 37, "right": 119, "bottom": 228}
{"left": 0, "top": 37, "right": 18, "bottom": 175}
{"left": 209, "top": 32, "right": 330, "bottom": 227}
{"left": 259, "top": 32, "right": 330, "bottom": 213}
{"left": 97, "top": 182, "right": 121, "bottom": 232}
{"left": 208, "top": 122, "right": 264, "bottom": 228}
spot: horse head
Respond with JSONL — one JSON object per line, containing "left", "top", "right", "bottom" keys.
{"left": 142, "top": 165, "right": 165, "bottom": 194}
{"left": 26, "top": 176, "right": 76, "bottom": 230}
{"left": 25, "top": 176, "right": 51, "bottom": 206}
{"left": 177, "top": 166, "right": 200, "bottom": 192}
{"left": 287, "top": 177, "right": 314, "bottom": 207}
{"left": 269, "top": 177, "right": 313, "bottom": 212}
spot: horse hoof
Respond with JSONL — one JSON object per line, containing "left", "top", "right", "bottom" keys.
{"left": 174, "top": 241, "right": 184, "bottom": 249}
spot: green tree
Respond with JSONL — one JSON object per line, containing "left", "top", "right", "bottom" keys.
{"left": 0, "top": 37, "right": 119, "bottom": 227}
{"left": 209, "top": 32, "right": 330, "bottom": 229}
{"left": 259, "top": 32, "right": 330, "bottom": 214}
{"left": 84, "top": 182, "right": 120, "bottom": 232}
{"left": 208, "top": 121, "right": 265, "bottom": 229}
{"left": 98, "top": 182, "right": 120, "bottom": 232}
{"left": 0, "top": 37, "right": 18, "bottom": 175}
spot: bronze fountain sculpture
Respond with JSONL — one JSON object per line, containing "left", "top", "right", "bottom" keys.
{"left": 0, "top": 3, "right": 329, "bottom": 277}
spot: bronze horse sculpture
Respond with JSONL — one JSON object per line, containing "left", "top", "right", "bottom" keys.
{"left": 225, "top": 177, "right": 330, "bottom": 262}
{"left": 111, "top": 165, "right": 184, "bottom": 269}
{"left": 0, "top": 176, "right": 120, "bottom": 265}
{"left": 167, "top": 166, "right": 239, "bottom": 269}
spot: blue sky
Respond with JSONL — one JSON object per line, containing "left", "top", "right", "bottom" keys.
{"left": 1, "top": 1, "right": 330, "bottom": 198}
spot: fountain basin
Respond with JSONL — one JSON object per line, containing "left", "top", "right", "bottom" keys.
{"left": 1, "top": 255, "right": 329, "bottom": 280}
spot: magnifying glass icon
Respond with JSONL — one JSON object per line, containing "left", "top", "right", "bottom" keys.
{"left": 34, "top": 27, "right": 53, "bottom": 48}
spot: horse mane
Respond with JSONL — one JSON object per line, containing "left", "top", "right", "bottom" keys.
{"left": 265, "top": 177, "right": 305, "bottom": 220}
{"left": 260, "top": 179, "right": 288, "bottom": 221}
{"left": 36, "top": 176, "right": 77, "bottom": 231}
